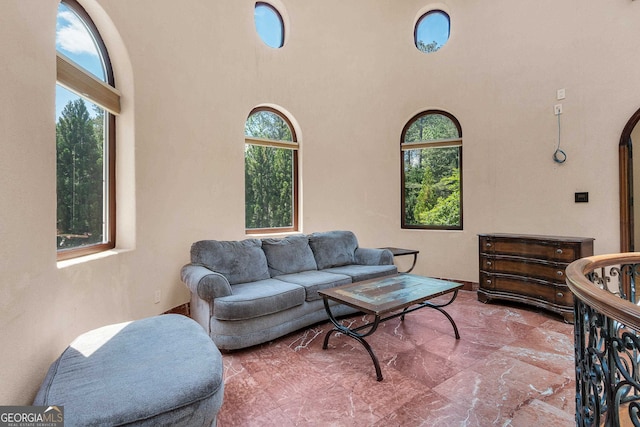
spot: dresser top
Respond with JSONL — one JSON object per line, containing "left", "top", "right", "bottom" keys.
{"left": 478, "top": 233, "right": 595, "bottom": 243}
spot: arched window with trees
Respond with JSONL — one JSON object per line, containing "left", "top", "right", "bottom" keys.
{"left": 401, "top": 110, "right": 462, "bottom": 230}
{"left": 244, "top": 107, "right": 298, "bottom": 233}
{"left": 56, "top": 0, "right": 120, "bottom": 259}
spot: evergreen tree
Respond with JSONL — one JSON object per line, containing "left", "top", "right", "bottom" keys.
{"left": 56, "top": 99, "right": 104, "bottom": 248}
{"left": 245, "top": 111, "right": 294, "bottom": 229}
{"left": 403, "top": 113, "right": 460, "bottom": 226}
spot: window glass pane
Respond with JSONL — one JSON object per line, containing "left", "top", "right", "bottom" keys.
{"left": 254, "top": 3, "right": 284, "bottom": 48}
{"left": 402, "top": 111, "right": 462, "bottom": 229}
{"left": 56, "top": 85, "right": 108, "bottom": 249}
{"left": 245, "top": 146, "right": 294, "bottom": 229}
{"left": 403, "top": 146, "right": 460, "bottom": 227}
{"left": 56, "top": 2, "right": 106, "bottom": 81}
{"left": 245, "top": 110, "right": 292, "bottom": 141}
{"left": 245, "top": 109, "right": 295, "bottom": 231}
{"left": 415, "top": 11, "right": 450, "bottom": 53}
{"left": 404, "top": 113, "right": 459, "bottom": 142}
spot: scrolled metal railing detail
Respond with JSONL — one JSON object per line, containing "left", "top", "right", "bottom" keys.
{"left": 608, "top": 263, "right": 640, "bottom": 302}
{"left": 567, "top": 256, "right": 640, "bottom": 427}
{"left": 575, "top": 301, "right": 609, "bottom": 425}
{"left": 590, "top": 269, "right": 612, "bottom": 292}
{"left": 612, "top": 331, "right": 640, "bottom": 413}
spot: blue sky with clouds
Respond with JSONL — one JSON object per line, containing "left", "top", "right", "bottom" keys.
{"left": 55, "top": 3, "right": 105, "bottom": 120}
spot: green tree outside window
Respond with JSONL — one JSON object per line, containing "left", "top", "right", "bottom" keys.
{"left": 402, "top": 112, "right": 462, "bottom": 229}
{"left": 245, "top": 109, "right": 297, "bottom": 231}
{"left": 56, "top": 97, "right": 106, "bottom": 248}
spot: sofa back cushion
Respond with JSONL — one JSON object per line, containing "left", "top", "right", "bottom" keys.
{"left": 262, "top": 235, "right": 318, "bottom": 277}
{"left": 309, "top": 230, "right": 358, "bottom": 270}
{"left": 190, "top": 239, "right": 270, "bottom": 285}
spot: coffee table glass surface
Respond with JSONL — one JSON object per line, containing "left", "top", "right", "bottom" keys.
{"left": 320, "top": 273, "right": 461, "bottom": 315}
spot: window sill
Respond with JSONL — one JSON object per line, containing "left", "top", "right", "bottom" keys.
{"left": 57, "top": 248, "right": 133, "bottom": 269}
{"left": 244, "top": 230, "right": 302, "bottom": 239}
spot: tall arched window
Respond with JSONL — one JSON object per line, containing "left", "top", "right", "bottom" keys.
{"left": 56, "top": 0, "right": 120, "bottom": 259}
{"left": 401, "top": 111, "right": 462, "bottom": 229}
{"left": 244, "top": 107, "right": 298, "bottom": 233}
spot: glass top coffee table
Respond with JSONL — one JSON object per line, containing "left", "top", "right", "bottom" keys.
{"left": 318, "top": 273, "right": 462, "bottom": 381}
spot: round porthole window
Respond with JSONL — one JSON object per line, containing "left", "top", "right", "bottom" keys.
{"left": 254, "top": 2, "right": 284, "bottom": 48}
{"left": 414, "top": 10, "right": 450, "bottom": 53}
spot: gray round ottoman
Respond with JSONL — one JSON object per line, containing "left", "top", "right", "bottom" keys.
{"left": 34, "top": 314, "right": 224, "bottom": 426}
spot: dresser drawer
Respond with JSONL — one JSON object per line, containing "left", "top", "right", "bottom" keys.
{"left": 554, "top": 286, "right": 574, "bottom": 306}
{"left": 480, "top": 236, "right": 578, "bottom": 262}
{"left": 480, "top": 254, "right": 567, "bottom": 284}
{"left": 480, "top": 273, "right": 568, "bottom": 305}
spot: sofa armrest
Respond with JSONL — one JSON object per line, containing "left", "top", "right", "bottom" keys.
{"left": 180, "top": 265, "right": 232, "bottom": 302}
{"left": 355, "top": 248, "right": 394, "bottom": 266}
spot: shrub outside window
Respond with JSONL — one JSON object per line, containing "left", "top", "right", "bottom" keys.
{"left": 401, "top": 111, "right": 462, "bottom": 229}
{"left": 245, "top": 108, "right": 298, "bottom": 233}
{"left": 56, "top": 0, "right": 119, "bottom": 259}
{"left": 414, "top": 10, "right": 450, "bottom": 53}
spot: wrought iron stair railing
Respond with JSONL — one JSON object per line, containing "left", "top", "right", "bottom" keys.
{"left": 566, "top": 253, "right": 640, "bottom": 426}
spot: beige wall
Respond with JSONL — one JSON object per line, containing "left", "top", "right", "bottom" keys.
{"left": 2, "top": 0, "right": 640, "bottom": 403}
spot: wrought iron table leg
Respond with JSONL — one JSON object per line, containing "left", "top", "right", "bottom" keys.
{"left": 349, "top": 332, "right": 383, "bottom": 381}
{"left": 321, "top": 289, "right": 461, "bottom": 380}
{"left": 405, "top": 253, "right": 418, "bottom": 273}
{"left": 426, "top": 304, "right": 460, "bottom": 339}
{"left": 396, "top": 254, "right": 418, "bottom": 273}
{"left": 322, "top": 298, "right": 384, "bottom": 381}
{"left": 400, "top": 290, "right": 460, "bottom": 339}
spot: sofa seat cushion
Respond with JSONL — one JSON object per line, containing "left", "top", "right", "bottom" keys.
{"left": 190, "top": 239, "right": 270, "bottom": 285}
{"left": 275, "top": 270, "right": 352, "bottom": 301}
{"left": 309, "top": 230, "right": 359, "bottom": 269}
{"left": 322, "top": 264, "right": 398, "bottom": 282}
{"left": 214, "top": 279, "right": 305, "bottom": 321}
{"left": 262, "top": 235, "right": 318, "bottom": 276}
{"left": 33, "top": 315, "right": 223, "bottom": 427}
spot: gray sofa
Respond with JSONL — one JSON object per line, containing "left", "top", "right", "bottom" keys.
{"left": 180, "top": 230, "right": 397, "bottom": 350}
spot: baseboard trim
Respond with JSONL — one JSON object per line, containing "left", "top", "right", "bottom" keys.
{"left": 163, "top": 303, "right": 190, "bottom": 317}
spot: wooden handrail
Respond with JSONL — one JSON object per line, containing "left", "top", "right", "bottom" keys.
{"left": 566, "top": 252, "right": 640, "bottom": 331}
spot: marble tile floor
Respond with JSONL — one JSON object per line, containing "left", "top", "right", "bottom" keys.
{"left": 216, "top": 290, "right": 576, "bottom": 426}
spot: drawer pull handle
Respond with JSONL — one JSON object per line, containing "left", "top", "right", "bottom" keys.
{"left": 486, "top": 242, "right": 492, "bottom": 248}
{"left": 557, "top": 270, "right": 564, "bottom": 277}
{"left": 556, "top": 248, "right": 563, "bottom": 254}
{"left": 557, "top": 292, "right": 564, "bottom": 298}
{"left": 486, "top": 279, "right": 492, "bottom": 285}
{"left": 486, "top": 261, "right": 492, "bottom": 266}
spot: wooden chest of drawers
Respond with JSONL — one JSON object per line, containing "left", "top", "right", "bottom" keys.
{"left": 478, "top": 233, "right": 594, "bottom": 322}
